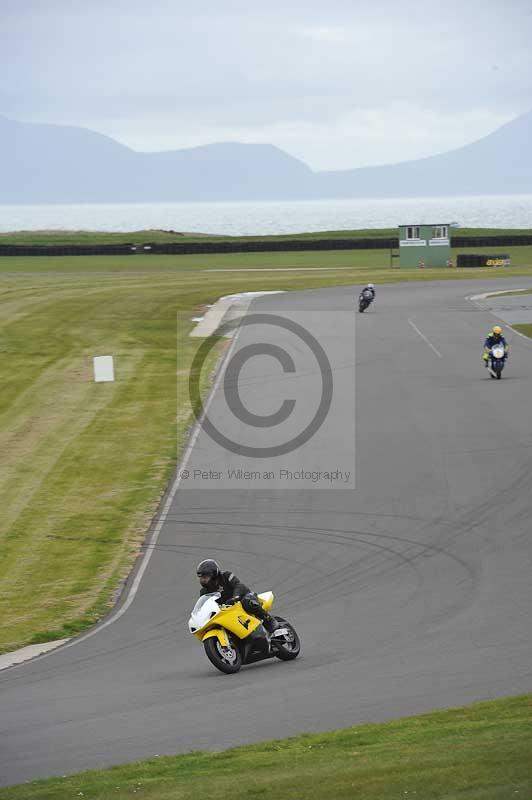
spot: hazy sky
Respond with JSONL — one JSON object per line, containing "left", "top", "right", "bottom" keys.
{"left": 2, "top": 0, "right": 532, "bottom": 170}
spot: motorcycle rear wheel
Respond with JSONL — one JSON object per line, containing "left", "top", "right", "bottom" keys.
{"left": 272, "top": 617, "right": 301, "bottom": 661}
{"left": 204, "top": 637, "right": 242, "bottom": 674}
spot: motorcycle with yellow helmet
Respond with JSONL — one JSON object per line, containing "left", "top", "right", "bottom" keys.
{"left": 483, "top": 325, "right": 508, "bottom": 379}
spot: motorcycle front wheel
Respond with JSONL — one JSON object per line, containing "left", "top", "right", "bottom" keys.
{"left": 204, "top": 636, "right": 242, "bottom": 674}
{"left": 272, "top": 617, "right": 301, "bottom": 661}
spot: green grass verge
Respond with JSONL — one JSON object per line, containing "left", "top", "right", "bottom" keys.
{"left": 1, "top": 248, "right": 532, "bottom": 653}
{"left": 514, "top": 323, "right": 532, "bottom": 338}
{"left": 0, "top": 695, "right": 530, "bottom": 798}
{"left": 1, "top": 226, "right": 530, "bottom": 246}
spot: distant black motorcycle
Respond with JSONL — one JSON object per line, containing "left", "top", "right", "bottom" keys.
{"left": 358, "top": 289, "right": 374, "bottom": 313}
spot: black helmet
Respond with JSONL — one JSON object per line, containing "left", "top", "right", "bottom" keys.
{"left": 196, "top": 559, "right": 221, "bottom": 578}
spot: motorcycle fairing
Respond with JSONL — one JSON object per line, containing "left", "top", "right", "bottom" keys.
{"left": 202, "top": 628, "right": 230, "bottom": 647}
{"left": 189, "top": 590, "right": 275, "bottom": 642}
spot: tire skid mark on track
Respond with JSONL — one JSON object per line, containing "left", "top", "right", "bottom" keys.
{"left": 143, "top": 517, "right": 479, "bottom": 622}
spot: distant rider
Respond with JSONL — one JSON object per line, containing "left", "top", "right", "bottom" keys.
{"left": 483, "top": 325, "right": 508, "bottom": 367}
{"left": 360, "top": 283, "right": 376, "bottom": 301}
{"left": 196, "top": 559, "right": 279, "bottom": 633}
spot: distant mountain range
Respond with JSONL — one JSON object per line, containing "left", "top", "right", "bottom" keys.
{"left": 1, "top": 111, "right": 531, "bottom": 203}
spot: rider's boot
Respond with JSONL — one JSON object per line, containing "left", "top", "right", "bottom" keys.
{"left": 261, "top": 613, "right": 280, "bottom": 634}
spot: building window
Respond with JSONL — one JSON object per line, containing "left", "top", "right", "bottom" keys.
{"left": 432, "top": 226, "right": 448, "bottom": 239}
{"left": 407, "top": 226, "right": 420, "bottom": 239}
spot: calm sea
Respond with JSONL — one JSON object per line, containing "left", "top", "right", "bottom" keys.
{"left": 0, "top": 194, "right": 531, "bottom": 236}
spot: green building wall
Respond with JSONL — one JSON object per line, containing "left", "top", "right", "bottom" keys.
{"left": 399, "top": 223, "right": 451, "bottom": 268}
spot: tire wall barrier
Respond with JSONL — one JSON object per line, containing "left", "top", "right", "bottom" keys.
{"left": 0, "top": 238, "right": 395, "bottom": 257}
{"left": 0, "top": 235, "right": 531, "bottom": 257}
{"left": 0, "top": 244, "right": 136, "bottom": 257}
{"left": 456, "top": 253, "right": 511, "bottom": 268}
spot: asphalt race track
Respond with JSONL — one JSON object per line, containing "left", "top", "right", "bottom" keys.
{"left": 1, "top": 279, "right": 532, "bottom": 786}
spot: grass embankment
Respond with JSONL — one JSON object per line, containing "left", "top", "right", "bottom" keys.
{"left": 515, "top": 324, "right": 532, "bottom": 338}
{"left": 1, "top": 226, "right": 530, "bottom": 245}
{"left": 0, "top": 267, "right": 221, "bottom": 651}
{"left": 1, "top": 695, "right": 530, "bottom": 799}
{"left": 1, "top": 247, "right": 532, "bottom": 653}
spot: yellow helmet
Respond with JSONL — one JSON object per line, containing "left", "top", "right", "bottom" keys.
{"left": 492, "top": 326, "right": 503, "bottom": 335}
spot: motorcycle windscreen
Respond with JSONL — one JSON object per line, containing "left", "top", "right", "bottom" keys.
{"left": 188, "top": 592, "right": 221, "bottom": 632}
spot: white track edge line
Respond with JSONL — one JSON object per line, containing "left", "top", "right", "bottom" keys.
{"left": 407, "top": 318, "right": 443, "bottom": 357}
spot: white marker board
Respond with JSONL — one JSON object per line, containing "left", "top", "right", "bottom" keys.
{"left": 93, "top": 356, "right": 115, "bottom": 382}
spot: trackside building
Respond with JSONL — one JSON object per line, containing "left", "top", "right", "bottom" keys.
{"left": 399, "top": 223, "right": 451, "bottom": 267}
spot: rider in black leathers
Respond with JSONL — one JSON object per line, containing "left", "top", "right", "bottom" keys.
{"left": 196, "top": 559, "right": 279, "bottom": 633}
{"left": 358, "top": 283, "right": 375, "bottom": 309}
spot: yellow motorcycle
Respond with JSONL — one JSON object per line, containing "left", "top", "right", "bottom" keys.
{"left": 188, "top": 591, "right": 300, "bottom": 674}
